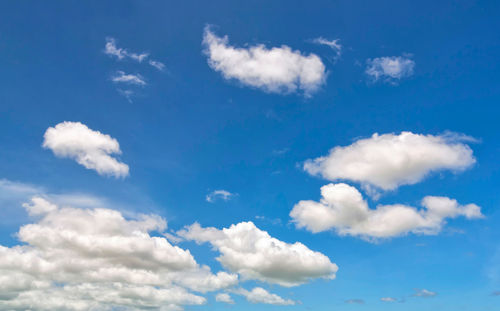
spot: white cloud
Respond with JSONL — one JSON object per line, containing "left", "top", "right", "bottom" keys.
{"left": 313, "top": 37, "right": 342, "bottom": 61}
{"left": 203, "top": 27, "right": 326, "bottom": 95}
{"left": 290, "top": 183, "right": 483, "bottom": 239}
{"left": 304, "top": 132, "right": 476, "bottom": 191}
{"left": 232, "top": 287, "right": 295, "bottom": 305}
{"left": 215, "top": 293, "right": 234, "bottom": 304}
{"left": 112, "top": 71, "right": 147, "bottom": 86}
{"left": 0, "top": 196, "right": 237, "bottom": 310}
{"left": 206, "top": 190, "right": 235, "bottom": 203}
{"left": 105, "top": 37, "right": 165, "bottom": 71}
{"left": 43, "top": 121, "right": 130, "bottom": 178}
{"left": 104, "top": 37, "right": 149, "bottom": 63}
{"left": 366, "top": 55, "right": 415, "bottom": 83}
{"left": 177, "top": 221, "right": 338, "bottom": 286}
{"left": 149, "top": 60, "right": 165, "bottom": 71}
{"left": 412, "top": 289, "right": 437, "bottom": 297}
{"left": 345, "top": 299, "right": 364, "bottom": 304}
{"left": 381, "top": 297, "right": 397, "bottom": 302}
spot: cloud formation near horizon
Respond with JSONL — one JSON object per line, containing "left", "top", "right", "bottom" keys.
{"left": 0, "top": 197, "right": 238, "bottom": 310}
{"left": 203, "top": 27, "right": 326, "bottom": 95}
{"left": 43, "top": 122, "right": 129, "bottom": 178}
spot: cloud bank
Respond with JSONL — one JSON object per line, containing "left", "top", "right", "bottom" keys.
{"left": 203, "top": 27, "right": 326, "bottom": 95}
{"left": 0, "top": 197, "right": 238, "bottom": 310}
{"left": 43, "top": 122, "right": 129, "bottom": 178}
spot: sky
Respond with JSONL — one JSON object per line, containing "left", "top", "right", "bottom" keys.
{"left": 0, "top": 0, "right": 499, "bottom": 310}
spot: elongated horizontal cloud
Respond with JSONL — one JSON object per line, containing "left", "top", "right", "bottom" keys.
{"left": 203, "top": 27, "right": 326, "bottom": 95}
{"left": 290, "top": 183, "right": 483, "bottom": 239}
{"left": 413, "top": 289, "right": 437, "bottom": 297}
{"left": 366, "top": 55, "right": 415, "bottom": 83}
{"left": 43, "top": 122, "right": 129, "bottom": 178}
{"left": 0, "top": 197, "right": 237, "bottom": 310}
{"left": 177, "top": 221, "right": 338, "bottom": 286}
{"left": 304, "top": 132, "right": 476, "bottom": 191}
{"left": 215, "top": 293, "right": 234, "bottom": 304}
{"left": 232, "top": 287, "right": 295, "bottom": 305}
{"left": 111, "top": 71, "right": 147, "bottom": 86}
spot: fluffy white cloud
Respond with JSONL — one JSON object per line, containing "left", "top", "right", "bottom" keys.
{"left": 290, "top": 183, "right": 483, "bottom": 239}
{"left": 0, "top": 196, "right": 237, "bottom": 310}
{"left": 177, "top": 221, "right": 338, "bottom": 286}
{"left": 112, "top": 71, "right": 147, "bottom": 86}
{"left": 43, "top": 121, "right": 130, "bottom": 178}
{"left": 215, "top": 293, "right": 234, "bottom": 304}
{"left": 232, "top": 287, "right": 295, "bottom": 305}
{"left": 304, "top": 132, "right": 476, "bottom": 191}
{"left": 366, "top": 55, "right": 415, "bottom": 83}
{"left": 206, "top": 190, "right": 235, "bottom": 203}
{"left": 203, "top": 27, "right": 326, "bottom": 95}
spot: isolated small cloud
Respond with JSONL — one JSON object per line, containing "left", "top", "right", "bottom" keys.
{"left": 206, "top": 190, "right": 235, "bottom": 203}
{"left": 43, "top": 121, "right": 129, "bottom": 178}
{"left": 233, "top": 287, "right": 295, "bottom": 305}
{"left": 104, "top": 37, "right": 149, "bottom": 62}
{"left": 203, "top": 26, "right": 326, "bottom": 95}
{"left": 111, "top": 71, "right": 147, "bottom": 86}
{"left": 380, "top": 297, "right": 397, "bottom": 302}
{"left": 366, "top": 55, "right": 415, "bottom": 83}
{"left": 149, "top": 60, "right": 165, "bottom": 71}
{"left": 313, "top": 37, "right": 342, "bottom": 61}
{"left": 345, "top": 299, "right": 364, "bottom": 304}
{"left": 290, "top": 183, "right": 483, "bottom": 239}
{"left": 304, "top": 132, "right": 476, "bottom": 191}
{"left": 178, "top": 221, "right": 338, "bottom": 286}
{"left": 215, "top": 293, "right": 234, "bottom": 304}
{"left": 413, "top": 289, "right": 437, "bottom": 298}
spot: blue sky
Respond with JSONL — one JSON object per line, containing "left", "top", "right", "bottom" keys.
{"left": 0, "top": 1, "right": 499, "bottom": 310}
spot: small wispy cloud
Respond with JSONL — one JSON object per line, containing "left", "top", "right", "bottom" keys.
{"left": 412, "top": 289, "right": 437, "bottom": 298}
{"left": 365, "top": 55, "right": 415, "bottom": 84}
{"left": 206, "top": 190, "right": 235, "bottom": 203}
{"left": 344, "top": 299, "right": 364, "bottom": 304}
{"left": 313, "top": 37, "right": 342, "bottom": 62}
{"left": 380, "top": 297, "right": 398, "bottom": 302}
{"left": 104, "top": 37, "right": 165, "bottom": 71}
{"left": 104, "top": 37, "right": 149, "bottom": 62}
{"left": 149, "top": 60, "right": 165, "bottom": 71}
{"left": 111, "top": 71, "right": 147, "bottom": 86}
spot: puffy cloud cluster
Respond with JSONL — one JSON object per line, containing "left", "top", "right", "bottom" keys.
{"left": 304, "top": 132, "right": 476, "bottom": 191}
{"left": 365, "top": 55, "right": 415, "bottom": 83}
{"left": 203, "top": 27, "right": 326, "bottom": 95}
{"left": 177, "top": 221, "right": 338, "bottom": 286}
{"left": 0, "top": 197, "right": 237, "bottom": 310}
{"left": 43, "top": 122, "right": 129, "bottom": 178}
{"left": 232, "top": 287, "right": 296, "bottom": 305}
{"left": 290, "top": 183, "right": 483, "bottom": 239}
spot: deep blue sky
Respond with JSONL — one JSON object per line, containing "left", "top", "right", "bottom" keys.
{"left": 0, "top": 1, "right": 499, "bottom": 310}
